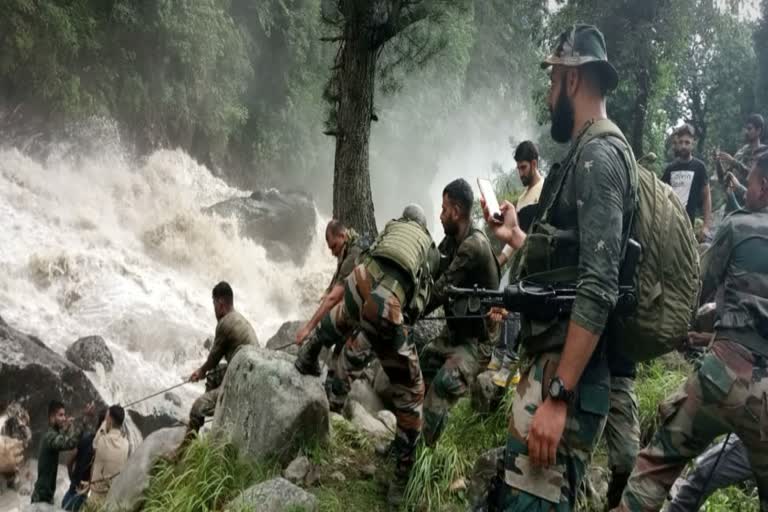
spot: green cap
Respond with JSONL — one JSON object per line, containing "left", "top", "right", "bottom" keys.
{"left": 541, "top": 24, "right": 619, "bottom": 91}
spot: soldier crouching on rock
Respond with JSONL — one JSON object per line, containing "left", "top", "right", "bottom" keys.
{"left": 294, "top": 204, "right": 440, "bottom": 508}
{"left": 184, "top": 282, "right": 258, "bottom": 440}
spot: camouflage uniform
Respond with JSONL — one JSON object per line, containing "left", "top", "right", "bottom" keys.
{"left": 421, "top": 228, "right": 499, "bottom": 445}
{"left": 323, "top": 231, "right": 373, "bottom": 410}
{"left": 190, "top": 309, "right": 258, "bottom": 431}
{"left": 489, "top": 110, "right": 635, "bottom": 512}
{"left": 31, "top": 422, "right": 85, "bottom": 503}
{"left": 313, "top": 259, "right": 424, "bottom": 476}
{"left": 618, "top": 207, "right": 768, "bottom": 512}
{"left": 725, "top": 143, "right": 767, "bottom": 212}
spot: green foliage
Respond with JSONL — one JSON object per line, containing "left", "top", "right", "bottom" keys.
{"left": 405, "top": 391, "right": 514, "bottom": 510}
{"left": 142, "top": 435, "right": 276, "bottom": 512}
{"left": 704, "top": 483, "right": 760, "bottom": 511}
{"left": 635, "top": 354, "right": 690, "bottom": 442}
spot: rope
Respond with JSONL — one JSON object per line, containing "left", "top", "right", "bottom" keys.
{"left": 123, "top": 366, "right": 226, "bottom": 409}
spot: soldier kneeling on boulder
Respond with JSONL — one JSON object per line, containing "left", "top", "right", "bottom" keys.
{"left": 185, "top": 282, "right": 258, "bottom": 441}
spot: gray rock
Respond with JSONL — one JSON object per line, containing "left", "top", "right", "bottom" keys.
{"left": 213, "top": 346, "right": 329, "bottom": 464}
{"left": 203, "top": 337, "right": 213, "bottom": 350}
{"left": 0, "top": 315, "right": 106, "bottom": 443}
{"left": 342, "top": 400, "right": 393, "bottom": 441}
{"left": 127, "top": 409, "right": 181, "bottom": 439}
{"left": 164, "top": 392, "right": 183, "bottom": 408}
{"left": 204, "top": 189, "right": 317, "bottom": 265}
{"left": 411, "top": 313, "right": 445, "bottom": 352}
{"left": 467, "top": 446, "right": 504, "bottom": 511}
{"left": 348, "top": 379, "right": 386, "bottom": 416}
{"left": 265, "top": 321, "right": 304, "bottom": 356}
{"left": 330, "top": 471, "right": 346, "bottom": 483}
{"left": 105, "top": 427, "right": 186, "bottom": 512}
{"left": 375, "top": 410, "right": 396, "bottom": 435}
{"left": 360, "top": 463, "right": 377, "bottom": 479}
{"left": 226, "top": 477, "right": 317, "bottom": 512}
{"left": 22, "top": 504, "right": 64, "bottom": 512}
{"left": 283, "top": 455, "right": 311, "bottom": 485}
{"left": 65, "top": 335, "right": 114, "bottom": 372}
{"left": 470, "top": 370, "right": 505, "bottom": 414}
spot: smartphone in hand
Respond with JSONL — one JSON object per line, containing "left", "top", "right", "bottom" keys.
{"left": 477, "top": 178, "right": 503, "bottom": 222}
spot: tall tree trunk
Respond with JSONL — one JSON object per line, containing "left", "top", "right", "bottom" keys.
{"left": 332, "top": 33, "right": 378, "bottom": 237}
{"left": 756, "top": 0, "right": 768, "bottom": 116}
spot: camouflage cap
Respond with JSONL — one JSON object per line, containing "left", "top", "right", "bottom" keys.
{"left": 541, "top": 24, "right": 619, "bottom": 92}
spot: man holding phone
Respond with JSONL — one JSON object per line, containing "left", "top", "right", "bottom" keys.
{"left": 481, "top": 25, "right": 636, "bottom": 510}
{"left": 487, "top": 141, "right": 544, "bottom": 388}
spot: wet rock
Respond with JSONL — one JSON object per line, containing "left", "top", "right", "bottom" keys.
{"left": 163, "top": 392, "right": 183, "bottom": 408}
{"left": 348, "top": 379, "right": 386, "bottom": 416}
{"left": 204, "top": 189, "right": 317, "bottom": 265}
{"left": 126, "top": 409, "right": 180, "bottom": 439}
{"left": 213, "top": 346, "right": 329, "bottom": 464}
{"left": 375, "top": 410, "right": 396, "bottom": 435}
{"left": 265, "top": 321, "right": 303, "bottom": 356}
{"left": 0, "top": 315, "right": 106, "bottom": 443}
{"left": 226, "top": 477, "right": 318, "bottom": 512}
{"left": 65, "top": 335, "right": 114, "bottom": 372}
{"left": 283, "top": 455, "right": 311, "bottom": 486}
{"left": 410, "top": 314, "right": 444, "bottom": 352}
{"left": 342, "top": 400, "right": 393, "bottom": 441}
{"left": 105, "top": 427, "right": 186, "bottom": 512}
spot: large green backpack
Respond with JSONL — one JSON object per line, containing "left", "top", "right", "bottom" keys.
{"left": 576, "top": 120, "right": 701, "bottom": 362}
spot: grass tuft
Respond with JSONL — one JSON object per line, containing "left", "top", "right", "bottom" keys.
{"left": 141, "top": 435, "right": 277, "bottom": 512}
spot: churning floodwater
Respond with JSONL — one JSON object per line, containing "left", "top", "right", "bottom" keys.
{"left": 0, "top": 137, "right": 336, "bottom": 508}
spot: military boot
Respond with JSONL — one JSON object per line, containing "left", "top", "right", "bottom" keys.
{"left": 294, "top": 332, "right": 324, "bottom": 376}
{"left": 386, "top": 473, "right": 409, "bottom": 510}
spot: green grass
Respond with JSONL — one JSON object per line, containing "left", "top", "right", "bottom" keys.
{"left": 635, "top": 353, "right": 690, "bottom": 442}
{"left": 142, "top": 435, "right": 278, "bottom": 512}
{"left": 404, "top": 388, "right": 514, "bottom": 510}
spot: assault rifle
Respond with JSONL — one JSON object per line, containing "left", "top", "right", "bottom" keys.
{"left": 447, "top": 238, "right": 642, "bottom": 320}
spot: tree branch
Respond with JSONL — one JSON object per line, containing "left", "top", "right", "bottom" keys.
{"left": 372, "top": 0, "right": 432, "bottom": 49}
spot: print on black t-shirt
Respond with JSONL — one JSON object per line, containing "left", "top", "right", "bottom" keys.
{"left": 662, "top": 157, "right": 708, "bottom": 224}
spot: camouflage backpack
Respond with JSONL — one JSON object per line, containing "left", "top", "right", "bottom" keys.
{"left": 575, "top": 120, "right": 700, "bottom": 361}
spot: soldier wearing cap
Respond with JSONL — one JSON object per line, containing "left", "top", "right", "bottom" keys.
{"left": 480, "top": 24, "right": 637, "bottom": 510}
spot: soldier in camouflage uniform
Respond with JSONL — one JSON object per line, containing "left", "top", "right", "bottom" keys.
{"left": 295, "top": 205, "right": 438, "bottom": 506}
{"left": 616, "top": 152, "right": 768, "bottom": 512}
{"left": 295, "top": 219, "right": 369, "bottom": 411}
{"left": 187, "top": 282, "right": 258, "bottom": 433}
{"left": 421, "top": 178, "right": 500, "bottom": 445}
{"left": 715, "top": 114, "right": 766, "bottom": 212}
{"left": 481, "top": 25, "right": 636, "bottom": 511}
{"left": 32, "top": 400, "right": 96, "bottom": 504}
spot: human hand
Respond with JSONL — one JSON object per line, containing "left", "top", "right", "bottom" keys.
{"left": 716, "top": 151, "right": 735, "bottom": 165}
{"left": 189, "top": 369, "right": 204, "bottom": 383}
{"left": 482, "top": 199, "right": 523, "bottom": 247}
{"left": 526, "top": 398, "right": 567, "bottom": 468}
{"left": 295, "top": 326, "right": 311, "bottom": 345}
{"left": 687, "top": 331, "right": 712, "bottom": 347}
{"left": 487, "top": 307, "right": 509, "bottom": 323}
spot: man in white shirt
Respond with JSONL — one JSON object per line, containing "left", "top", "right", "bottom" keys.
{"left": 88, "top": 405, "right": 129, "bottom": 506}
{"left": 488, "top": 141, "right": 544, "bottom": 387}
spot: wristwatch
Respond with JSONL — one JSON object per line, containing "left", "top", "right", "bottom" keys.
{"left": 548, "top": 376, "right": 575, "bottom": 404}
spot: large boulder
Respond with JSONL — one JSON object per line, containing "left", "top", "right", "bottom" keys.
{"left": 204, "top": 189, "right": 317, "bottom": 265}
{"left": 0, "top": 316, "right": 106, "bottom": 443}
{"left": 410, "top": 315, "right": 445, "bottom": 352}
{"left": 265, "top": 321, "right": 304, "bottom": 356}
{"left": 342, "top": 400, "right": 394, "bottom": 441}
{"left": 225, "top": 477, "right": 317, "bottom": 512}
{"left": 127, "top": 409, "right": 181, "bottom": 439}
{"left": 213, "top": 346, "right": 329, "bottom": 464}
{"left": 105, "top": 427, "right": 186, "bottom": 512}
{"left": 347, "top": 379, "right": 386, "bottom": 416}
{"left": 65, "top": 335, "right": 114, "bottom": 372}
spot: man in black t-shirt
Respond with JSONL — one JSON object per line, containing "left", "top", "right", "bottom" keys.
{"left": 662, "top": 124, "right": 712, "bottom": 241}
